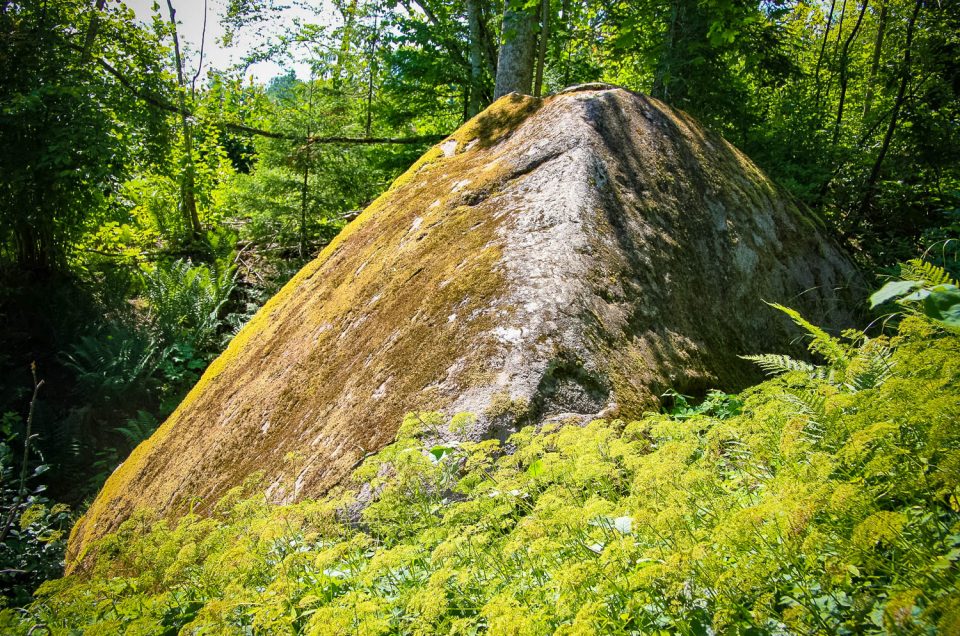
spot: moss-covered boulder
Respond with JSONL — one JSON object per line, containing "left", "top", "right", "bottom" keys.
{"left": 67, "top": 84, "right": 862, "bottom": 569}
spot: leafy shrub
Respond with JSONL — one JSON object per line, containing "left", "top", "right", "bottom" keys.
{"left": 63, "top": 326, "right": 158, "bottom": 408}
{"left": 870, "top": 258, "right": 959, "bottom": 332}
{"left": 5, "top": 309, "right": 958, "bottom": 634}
{"left": 56, "top": 258, "right": 238, "bottom": 495}
{"left": 0, "top": 414, "right": 70, "bottom": 609}
{"left": 141, "top": 258, "right": 236, "bottom": 352}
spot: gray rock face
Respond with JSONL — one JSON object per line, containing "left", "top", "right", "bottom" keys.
{"left": 68, "top": 85, "right": 862, "bottom": 567}
{"left": 445, "top": 84, "right": 862, "bottom": 431}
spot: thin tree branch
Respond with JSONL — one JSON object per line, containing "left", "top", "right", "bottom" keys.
{"left": 190, "top": 0, "right": 208, "bottom": 96}
{"left": 80, "top": 0, "right": 107, "bottom": 63}
{"left": 86, "top": 51, "right": 448, "bottom": 145}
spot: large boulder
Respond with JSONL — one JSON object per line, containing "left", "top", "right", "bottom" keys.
{"left": 67, "top": 85, "right": 863, "bottom": 568}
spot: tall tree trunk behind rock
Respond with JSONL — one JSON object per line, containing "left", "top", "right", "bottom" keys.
{"left": 813, "top": 0, "right": 837, "bottom": 111}
{"left": 534, "top": 0, "right": 550, "bottom": 97}
{"left": 466, "top": 0, "right": 485, "bottom": 115}
{"left": 166, "top": 0, "right": 202, "bottom": 242}
{"left": 494, "top": 1, "right": 537, "bottom": 98}
{"left": 858, "top": 0, "right": 922, "bottom": 222}
{"left": 831, "top": 0, "right": 870, "bottom": 146}
{"left": 862, "top": 0, "right": 887, "bottom": 122}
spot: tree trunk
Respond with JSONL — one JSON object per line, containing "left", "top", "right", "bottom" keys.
{"left": 859, "top": 0, "right": 922, "bottom": 221}
{"left": 652, "top": 0, "right": 680, "bottom": 101}
{"left": 813, "top": 0, "right": 837, "bottom": 110}
{"left": 820, "top": 0, "right": 848, "bottom": 111}
{"left": 365, "top": 21, "right": 379, "bottom": 136}
{"left": 534, "top": 0, "right": 550, "bottom": 97}
{"left": 494, "top": 1, "right": 537, "bottom": 98}
{"left": 862, "top": 0, "right": 887, "bottom": 121}
{"left": 300, "top": 76, "right": 315, "bottom": 260}
{"left": 478, "top": 0, "right": 499, "bottom": 83}
{"left": 466, "top": 0, "right": 485, "bottom": 116}
{"left": 166, "top": 0, "right": 202, "bottom": 242}
{"left": 80, "top": 0, "right": 107, "bottom": 63}
{"left": 831, "top": 0, "right": 870, "bottom": 146}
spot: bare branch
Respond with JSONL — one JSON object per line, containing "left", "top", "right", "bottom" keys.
{"left": 86, "top": 51, "right": 448, "bottom": 146}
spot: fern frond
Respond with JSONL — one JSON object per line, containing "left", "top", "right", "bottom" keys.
{"left": 768, "top": 302, "right": 848, "bottom": 365}
{"left": 845, "top": 339, "right": 895, "bottom": 391}
{"left": 899, "top": 259, "right": 956, "bottom": 287}
{"left": 783, "top": 389, "right": 828, "bottom": 445}
{"left": 740, "top": 354, "right": 817, "bottom": 377}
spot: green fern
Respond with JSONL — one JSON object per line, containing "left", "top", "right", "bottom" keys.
{"left": 64, "top": 328, "right": 158, "bottom": 403}
{"left": 115, "top": 411, "right": 159, "bottom": 448}
{"left": 739, "top": 354, "right": 816, "bottom": 377}
{"left": 767, "top": 302, "right": 848, "bottom": 365}
{"left": 845, "top": 338, "right": 895, "bottom": 391}
{"left": 142, "top": 258, "right": 236, "bottom": 351}
{"left": 745, "top": 303, "right": 897, "bottom": 395}
{"left": 782, "top": 388, "right": 828, "bottom": 445}
{"left": 898, "top": 259, "right": 956, "bottom": 287}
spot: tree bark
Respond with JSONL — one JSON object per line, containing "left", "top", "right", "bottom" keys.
{"left": 494, "top": 1, "right": 538, "bottom": 98}
{"left": 466, "top": 0, "right": 485, "bottom": 116}
{"left": 862, "top": 0, "right": 887, "bottom": 121}
{"left": 534, "top": 0, "right": 550, "bottom": 97}
{"left": 166, "top": 0, "right": 203, "bottom": 241}
{"left": 859, "top": 0, "right": 922, "bottom": 221}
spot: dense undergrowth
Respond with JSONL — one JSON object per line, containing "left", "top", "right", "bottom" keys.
{"left": 2, "top": 301, "right": 958, "bottom": 634}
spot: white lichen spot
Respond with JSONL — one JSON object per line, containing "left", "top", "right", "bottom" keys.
{"left": 294, "top": 470, "right": 307, "bottom": 497}
{"left": 372, "top": 381, "right": 388, "bottom": 400}
{"left": 492, "top": 326, "right": 523, "bottom": 344}
{"left": 260, "top": 420, "right": 270, "bottom": 434}
{"left": 429, "top": 199, "right": 441, "bottom": 209}
{"left": 448, "top": 313, "right": 457, "bottom": 323}
{"left": 409, "top": 216, "right": 423, "bottom": 234}
{"left": 440, "top": 139, "right": 457, "bottom": 157}
{"left": 451, "top": 179, "right": 471, "bottom": 193}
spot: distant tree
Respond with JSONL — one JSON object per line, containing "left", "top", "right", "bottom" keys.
{"left": 0, "top": 0, "right": 168, "bottom": 274}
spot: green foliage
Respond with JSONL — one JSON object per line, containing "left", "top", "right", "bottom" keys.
{"left": 0, "top": 415, "right": 70, "bottom": 608}
{"left": 48, "top": 258, "right": 238, "bottom": 497}
{"left": 142, "top": 258, "right": 236, "bottom": 352}
{"left": 662, "top": 388, "right": 743, "bottom": 420}
{"left": 871, "top": 259, "right": 960, "bottom": 332}
{"left": 0, "top": 0, "right": 170, "bottom": 273}
{"left": 9, "top": 313, "right": 959, "bottom": 633}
